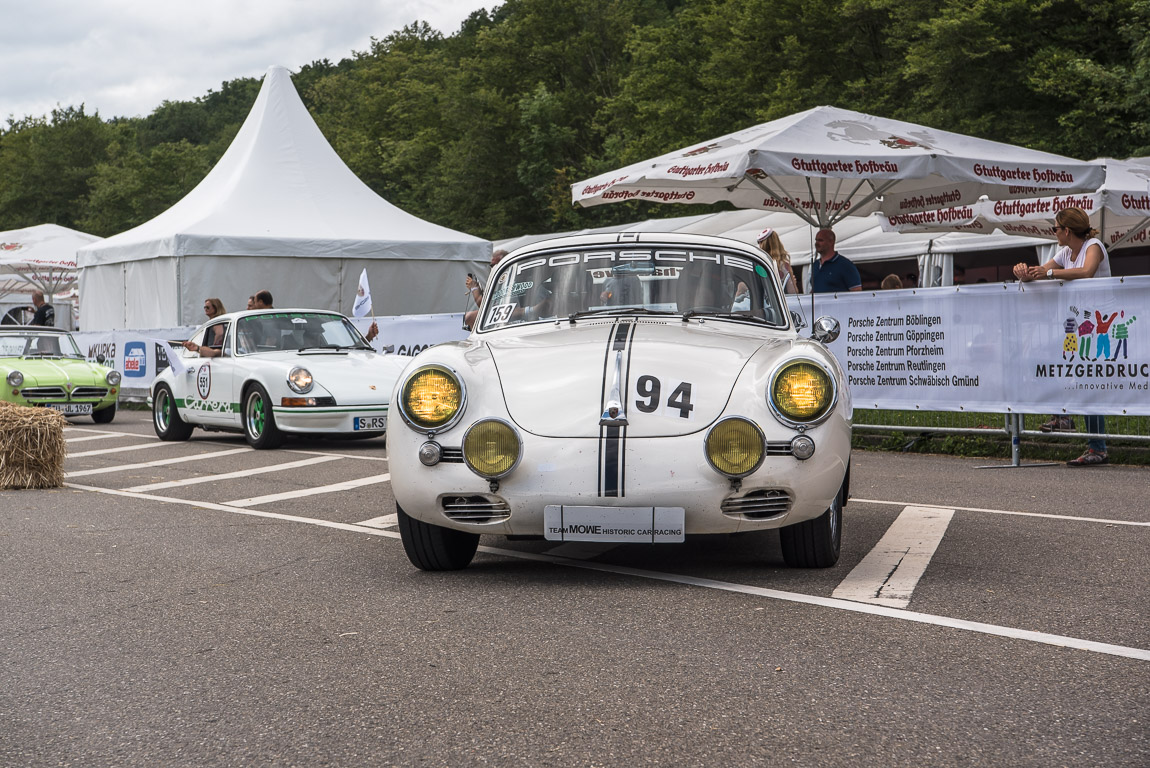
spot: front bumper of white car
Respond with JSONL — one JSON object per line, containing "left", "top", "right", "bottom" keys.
{"left": 390, "top": 429, "right": 849, "bottom": 538}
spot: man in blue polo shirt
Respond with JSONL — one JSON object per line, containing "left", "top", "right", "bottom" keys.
{"left": 810, "top": 229, "right": 862, "bottom": 293}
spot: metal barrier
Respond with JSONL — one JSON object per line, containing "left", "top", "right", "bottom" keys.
{"left": 854, "top": 409, "right": 1150, "bottom": 467}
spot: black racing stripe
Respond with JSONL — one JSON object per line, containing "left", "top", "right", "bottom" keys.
{"left": 599, "top": 321, "right": 637, "bottom": 498}
{"left": 602, "top": 425, "right": 621, "bottom": 497}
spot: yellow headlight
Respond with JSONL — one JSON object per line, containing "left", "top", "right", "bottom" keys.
{"left": 772, "top": 362, "right": 833, "bottom": 423}
{"left": 463, "top": 420, "right": 520, "bottom": 478}
{"left": 401, "top": 366, "right": 463, "bottom": 430}
{"left": 705, "top": 418, "right": 765, "bottom": 477}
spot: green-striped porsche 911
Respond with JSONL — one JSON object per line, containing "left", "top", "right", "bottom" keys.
{"left": 1, "top": 326, "right": 121, "bottom": 423}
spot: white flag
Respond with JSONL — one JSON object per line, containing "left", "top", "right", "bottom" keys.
{"left": 152, "top": 338, "right": 188, "bottom": 376}
{"left": 352, "top": 268, "right": 373, "bottom": 318}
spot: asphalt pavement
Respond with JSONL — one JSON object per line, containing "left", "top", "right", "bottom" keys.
{"left": 2, "top": 410, "right": 1147, "bottom": 767}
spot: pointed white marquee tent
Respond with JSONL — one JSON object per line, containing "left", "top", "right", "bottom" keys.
{"left": 78, "top": 66, "right": 490, "bottom": 330}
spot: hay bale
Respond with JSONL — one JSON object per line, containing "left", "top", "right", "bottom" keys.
{"left": 0, "top": 401, "right": 68, "bottom": 489}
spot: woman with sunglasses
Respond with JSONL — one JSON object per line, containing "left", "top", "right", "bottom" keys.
{"left": 183, "top": 298, "right": 228, "bottom": 358}
{"left": 1011, "top": 207, "right": 1112, "bottom": 467}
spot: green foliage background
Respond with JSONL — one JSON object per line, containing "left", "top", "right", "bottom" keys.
{"left": 2, "top": 0, "right": 1148, "bottom": 241}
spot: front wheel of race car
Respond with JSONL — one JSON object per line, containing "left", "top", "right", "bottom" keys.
{"left": 243, "top": 383, "right": 284, "bottom": 449}
{"left": 91, "top": 402, "right": 117, "bottom": 424}
{"left": 779, "top": 481, "right": 843, "bottom": 568}
{"left": 153, "top": 385, "right": 193, "bottom": 441}
{"left": 397, "top": 504, "right": 479, "bottom": 571}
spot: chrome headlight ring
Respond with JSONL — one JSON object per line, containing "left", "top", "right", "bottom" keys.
{"left": 105, "top": 370, "right": 122, "bottom": 386}
{"left": 287, "top": 366, "right": 314, "bottom": 394}
{"left": 766, "top": 356, "right": 839, "bottom": 429}
{"left": 7, "top": 370, "right": 24, "bottom": 387}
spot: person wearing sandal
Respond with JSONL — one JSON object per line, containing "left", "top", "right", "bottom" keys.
{"left": 1012, "top": 206, "right": 1112, "bottom": 467}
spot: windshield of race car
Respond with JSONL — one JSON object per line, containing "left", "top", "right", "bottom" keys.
{"left": 0, "top": 330, "right": 84, "bottom": 359}
{"left": 477, "top": 246, "right": 788, "bottom": 331}
{"left": 234, "top": 312, "right": 372, "bottom": 354}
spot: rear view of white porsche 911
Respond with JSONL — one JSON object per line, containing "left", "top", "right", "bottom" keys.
{"left": 389, "top": 233, "right": 852, "bottom": 571}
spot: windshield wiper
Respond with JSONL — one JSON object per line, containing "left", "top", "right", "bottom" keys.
{"left": 567, "top": 307, "right": 676, "bottom": 323}
{"left": 680, "top": 310, "right": 772, "bottom": 324}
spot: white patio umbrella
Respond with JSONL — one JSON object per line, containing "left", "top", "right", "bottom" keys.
{"left": 572, "top": 105, "right": 1104, "bottom": 228}
{"left": 0, "top": 223, "right": 97, "bottom": 296}
{"left": 880, "top": 157, "right": 1150, "bottom": 250}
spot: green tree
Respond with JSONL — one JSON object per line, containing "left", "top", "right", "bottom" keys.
{"left": 0, "top": 106, "right": 114, "bottom": 230}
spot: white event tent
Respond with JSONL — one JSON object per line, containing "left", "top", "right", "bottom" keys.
{"left": 78, "top": 66, "right": 490, "bottom": 330}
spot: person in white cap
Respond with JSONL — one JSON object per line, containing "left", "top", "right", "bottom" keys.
{"left": 755, "top": 228, "right": 798, "bottom": 294}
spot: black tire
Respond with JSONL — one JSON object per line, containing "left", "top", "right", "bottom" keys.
{"left": 152, "top": 385, "right": 193, "bottom": 440}
{"left": 91, "top": 402, "right": 117, "bottom": 424}
{"left": 779, "top": 481, "right": 844, "bottom": 568}
{"left": 243, "top": 383, "right": 284, "bottom": 449}
{"left": 397, "top": 504, "right": 479, "bottom": 571}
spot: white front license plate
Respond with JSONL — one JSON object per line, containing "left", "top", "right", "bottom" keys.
{"left": 544, "top": 506, "right": 685, "bottom": 543}
{"left": 47, "top": 403, "right": 93, "bottom": 415}
{"left": 353, "top": 415, "right": 386, "bottom": 431}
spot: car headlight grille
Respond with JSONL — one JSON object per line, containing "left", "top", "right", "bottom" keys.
{"left": 463, "top": 420, "right": 520, "bottom": 478}
{"left": 705, "top": 417, "right": 765, "bottom": 478}
{"left": 771, "top": 362, "right": 833, "bottom": 423}
{"left": 401, "top": 366, "right": 464, "bottom": 431}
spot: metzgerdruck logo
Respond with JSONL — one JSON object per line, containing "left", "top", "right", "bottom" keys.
{"left": 1035, "top": 306, "right": 1146, "bottom": 392}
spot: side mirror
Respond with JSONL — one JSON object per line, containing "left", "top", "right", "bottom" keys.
{"left": 811, "top": 316, "right": 840, "bottom": 344}
{"left": 790, "top": 310, "right": 807, "bottom": 330}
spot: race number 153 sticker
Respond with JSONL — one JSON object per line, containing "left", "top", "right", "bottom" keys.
{"left": 196, "top": 364, "right": 212, "bottom": 398}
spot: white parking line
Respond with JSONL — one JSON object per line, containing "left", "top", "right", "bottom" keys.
{"left": 60, "top": 480, "right": 1150, "bottom": 663}
{"left": 65, "top": 433, "right": 136, "bottom": 443}
{"left": 833, "top": 506, "right": 954, "bottom": 608}
{"left": 850, "top": 497, "right": 1150, "bottom": 527}
{"left": 356, "top": 514, "right": 398, "bottom": 529}
{"left": 286, "top": 449, "right": 389, "bottom": 463}
{"left": 224, "top": 473, "right": 391, "bottom": 507}
{"left": 68, "top": 441, "right": 180, "bottom": 458}
{"left": 66, "top": 447, "right": 254, "bottom": 478}
{"left": 121, "top": 455, "right": 342, "bottom": 492}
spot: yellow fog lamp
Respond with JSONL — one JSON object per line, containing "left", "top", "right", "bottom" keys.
{"left": 769, "top": 360, "right": 835, "bottom": 427}
{"left": 704, "top": 417, "right": 765, "bottom": 478}
{"left": 399, "top": 365, "right": 465, "bottom": 432}
{"left": 462, "top": 419, "right": 521, "bottom": 479}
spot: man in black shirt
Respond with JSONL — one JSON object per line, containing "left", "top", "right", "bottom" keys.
{"left": 30, "top": 290, "right": 55, "bottom": 326}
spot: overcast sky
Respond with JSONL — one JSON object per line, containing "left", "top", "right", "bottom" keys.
{"left": 1, "top": 0, "right": 496, "bottom": 123}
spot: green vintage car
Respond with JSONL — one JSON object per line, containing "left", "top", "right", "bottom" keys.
{"left": 1, "top": 326, "right": 121, "bottom": 423}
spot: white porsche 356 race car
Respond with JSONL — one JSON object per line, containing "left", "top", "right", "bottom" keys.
{"left": 389, "top": 233, "right": 852, "bottom": 571}
{"left": 151, "top": 309, "right": 409, "bottom": 449}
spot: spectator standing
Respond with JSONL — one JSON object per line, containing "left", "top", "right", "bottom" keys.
{"left": 29, "top": 290, "right": 55, "bottom": 326}
{"left": 810, "top": 229, "right": 862, "bottom": 293}
{"left": 464, "top": 249, "right": 508, "bottom": 330}
{"left": 880, "top": 274, "right": 903, "bottom": 290}
{"left": 252, "top": 290, "right": 274, "bottom": 309}
{"left": 1012, "top": 206, "right": 1112, "bottom": 466}
{"left": 755, "top": 228, "right": 798, "bottom": 294}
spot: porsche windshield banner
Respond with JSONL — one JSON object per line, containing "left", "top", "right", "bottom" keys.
{"left": 791, "top": 276, "right": 1149, "bottom": 415}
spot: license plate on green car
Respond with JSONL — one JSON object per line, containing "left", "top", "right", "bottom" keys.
{"left": 47, "top": 403, "right": 93, "bottom": 415}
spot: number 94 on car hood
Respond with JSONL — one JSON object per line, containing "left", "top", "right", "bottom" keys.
{"left": 486, "top": 321, "right": 785, "bottom": 438}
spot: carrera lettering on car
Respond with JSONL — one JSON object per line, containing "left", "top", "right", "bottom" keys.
{"left": 599, "top": 321, "right": 636, "bottom": 497}
{"left": 183, "top": 398, "right": 239, "bottom": 413}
